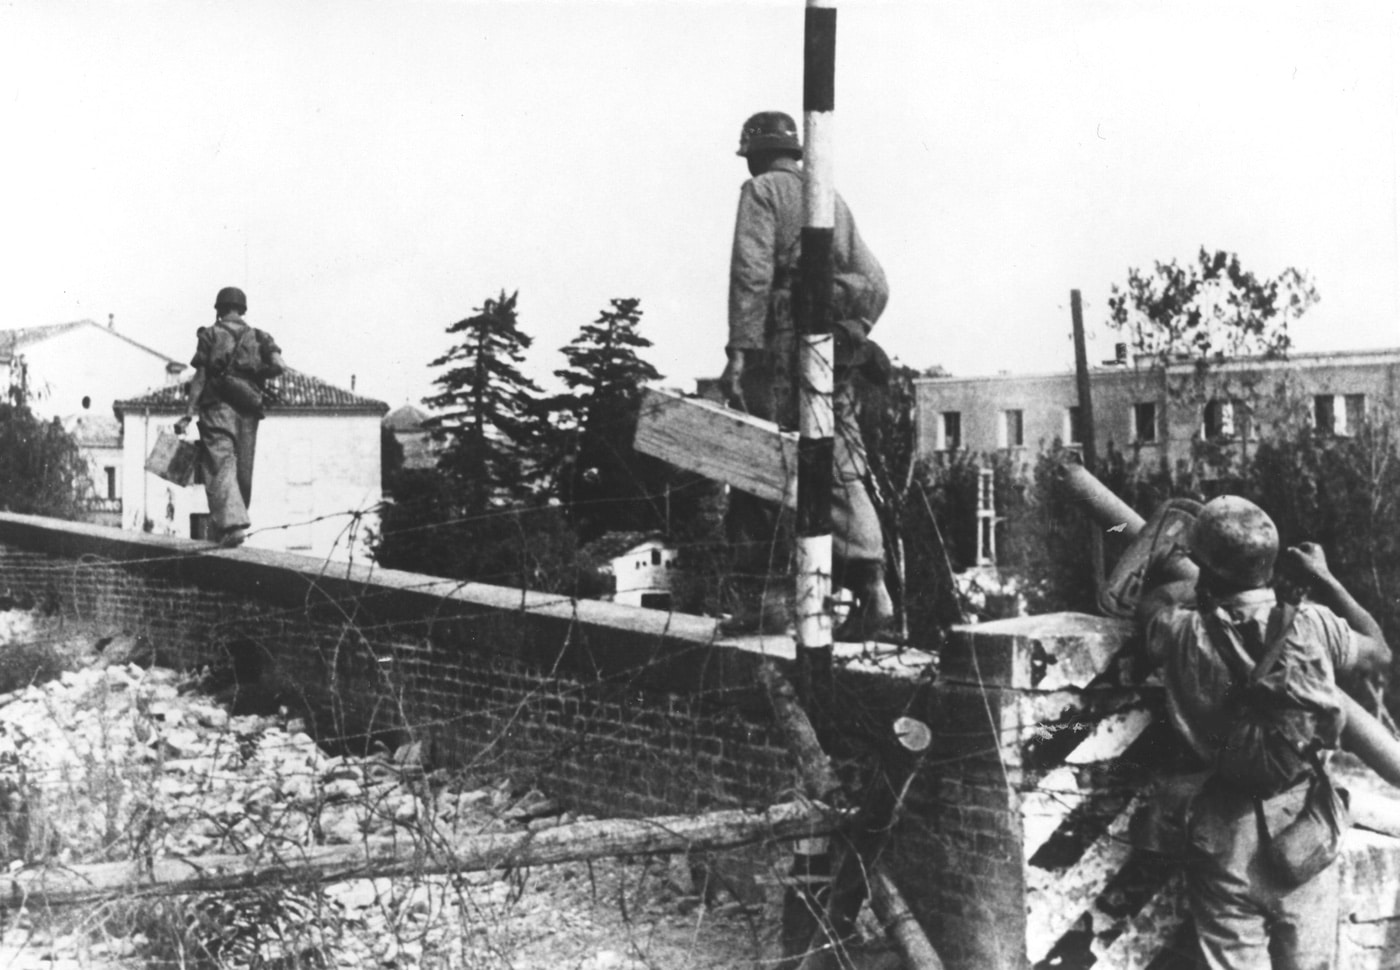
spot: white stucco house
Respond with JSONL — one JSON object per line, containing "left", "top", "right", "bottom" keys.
{"left": 0, "top": 318, "right": 184, "bottom": 520}
{"left": 64, "top": 413, "right": 125, "bottom": 529}
{"left": 1, "top": 318, "right": 183, "bottom": 417}
{"left": 115, "top": 371, "right": 389, "bottom": 562}
{"left": 583, "top": 531, "right": 680, "bottom": 609}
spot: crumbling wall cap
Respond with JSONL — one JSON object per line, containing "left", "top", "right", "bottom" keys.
{"left": 954, "top": 612, "right": 1133, "bottom": 639}
{"left": 944, "top": 612, "right": 1136, "bottom": 691}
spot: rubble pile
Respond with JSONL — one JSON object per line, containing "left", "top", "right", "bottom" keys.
{"left": 0, "top": 630, "right": 763, "bottom": 969}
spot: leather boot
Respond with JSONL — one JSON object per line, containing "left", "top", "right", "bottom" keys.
{"left": 832, "top": 560, "right": 899, "bottom": 643}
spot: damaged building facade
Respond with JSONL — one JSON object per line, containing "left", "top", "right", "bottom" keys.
{"left": 913, "top": 346, "right": 1400, "bottom": 467}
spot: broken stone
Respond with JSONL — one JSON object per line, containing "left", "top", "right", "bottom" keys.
{"left": 279, "top": 773, "right": 316, "bottom": 805}
{"left": 392, "top": 741, "right": 423, "bottom": 767}
{"left": 323, "top": 778, "right": 362, "bottom": 802}
{"left": 504, "top": 789, "right": 560, "bottom": 822}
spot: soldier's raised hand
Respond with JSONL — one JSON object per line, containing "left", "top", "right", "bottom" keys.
{"left": 1281, "top": 541, "right": 1331, "bottom": 587}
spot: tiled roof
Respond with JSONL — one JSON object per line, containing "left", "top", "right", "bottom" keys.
{"left": 0, "top": 320, "right": 179, "bottom": 365}
{"left": 113, "top": 368, "right": 388, "bottom": 415}
{"left": 0, "top": 321, "right": 87, "bottom": 356}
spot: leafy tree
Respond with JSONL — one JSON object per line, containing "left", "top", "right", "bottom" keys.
{"left": 1106, "top": 248, "right": 1321, "bottom": 475}
{"left": 1107, "top": 247, "right": 1318, "bottom": 363}
{"left": 545, "top": 298, "right": 691, "bottom": 542}
{"left": 0, "top": 385, "right": 90, "bottom": 520}
{"left": 422, "top": 291, "right": 545, "bottom": 511}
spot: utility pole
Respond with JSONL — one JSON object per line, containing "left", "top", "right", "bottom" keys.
{"left": 1070, "top": 290, "right": 1097, "bottom": 473}
{"left": 795, "top": 0, "right": 837, "bottom": 703}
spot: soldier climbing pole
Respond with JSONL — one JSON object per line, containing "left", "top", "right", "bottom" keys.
{"left": 795, "top": 0, "right": 837, "bottom": 701}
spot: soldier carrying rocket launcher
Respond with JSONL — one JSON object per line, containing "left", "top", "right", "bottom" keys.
{"left": 1064, "top": 464, "right": 1396, "bottom": 970}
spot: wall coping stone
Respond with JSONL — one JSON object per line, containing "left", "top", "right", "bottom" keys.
{"left": 0, "top": 513, "right": 937, "bottom": 684}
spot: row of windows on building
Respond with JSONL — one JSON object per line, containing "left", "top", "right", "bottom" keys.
{"left": 935, "top": 393, "right": 1367, "bottom": 451}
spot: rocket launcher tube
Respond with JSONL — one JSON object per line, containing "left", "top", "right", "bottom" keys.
{"left": 1056, "top": 462, "right": 1146, "bottom": 536}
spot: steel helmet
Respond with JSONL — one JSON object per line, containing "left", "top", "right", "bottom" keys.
{"left": 736, "top": 111, "right": 802, "bottom": 158}
{"left": 214, "top": 286, "right": 247, "bottom": 313}
{"left": 1187, "top": 495, "right": 1279, "bottom": 588}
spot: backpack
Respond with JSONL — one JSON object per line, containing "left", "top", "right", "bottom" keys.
{"left": 1201, "top": 601, "right": 1351, "bottom": 885}
{"left": 1201, "top": 602, "right": 1339, "bottom": 797}
{"left": 209, "top": 322, "right": 273, "bottom": 415}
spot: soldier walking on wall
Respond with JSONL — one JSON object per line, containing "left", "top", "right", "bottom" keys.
{"left": 175, "top": 287, "right": 285, "bottom": 548}
{"left": 1136, "top": 496, "right": 1390, "bottom": 968}
{"left": 718, "top": 110, "right": 896, "bottom": 640}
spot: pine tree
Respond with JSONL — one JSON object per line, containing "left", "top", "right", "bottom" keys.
{"left": 375, "top": 291, "right": 584, "bottom": 587}
{"left": 545, "top": 298, "right": 676, "bottom": 542}
{"left": 422, "top": 291, "right": 544, "bottom": 511}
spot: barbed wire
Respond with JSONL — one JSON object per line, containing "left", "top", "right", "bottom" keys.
{"left": 0, "top": 471, "right": 1164, "bottom": 969}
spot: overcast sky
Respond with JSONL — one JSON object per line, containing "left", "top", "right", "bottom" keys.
{"left": 2, "top": 1, "right": 1396, "bottom": 409}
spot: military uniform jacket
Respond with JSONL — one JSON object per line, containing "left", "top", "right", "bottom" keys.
{"left": 727, "top": 157, "right": 889, "bottom": 352}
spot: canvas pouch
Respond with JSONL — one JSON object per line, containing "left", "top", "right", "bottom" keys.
{"left": 1257, "top": 753, "right": 1350, "bottom": 888}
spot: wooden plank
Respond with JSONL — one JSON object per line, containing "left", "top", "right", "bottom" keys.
{"left": 1025, "top": 794, "right": 1140, "bottom": 962}
{"left": 869, "top": 867, "right": 947, "bottom": 970}
{"left": 1064, "top": 708, "right": 1154, "bottom": 765}
{"left": 8, "top": 801, "right": 841, "bottom": 907}
{"left": 634, "top": 387, "right": 798, "bottom": 507}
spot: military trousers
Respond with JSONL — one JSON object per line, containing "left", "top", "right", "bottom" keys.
{"left": 1186, "top": 777, "right": 1340, "bottom": 970}
{"left": 198, "top": 400, "right": 259, "bottom": 537}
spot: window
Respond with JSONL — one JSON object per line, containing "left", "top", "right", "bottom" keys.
{"left": 1203, "top": 399, "right": 1235, "bottom": 439}
{"left": 103, "top": 466, "right": 117, "bottom": 500}
{"left": 976, "top": 467, "right": 996, "bottom": 567}
{"left": 1314, "top": 394, "right": 1366, "bottom": 436}
{"left": 650, "top": 548, "right": 661, "bottom": 566}
{"left": 1345, "top": 394, "right": 1366, "bottom": 434}
{"left": 1065, "top": 406, "right": 1083, "bottom": 445}
{"left": 939, "top": 411, "right": 961, "bottom": 451}
{"left": 1000, "top": 409, "right": 1024, "bottom": 448}
{"left": 1133, "top": 402, "right": 1157, "bottom": 443}
{"left": 1313, "top": 395, "right": 1334, "bottom": 433}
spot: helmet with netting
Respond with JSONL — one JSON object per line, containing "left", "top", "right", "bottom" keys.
{"left": 1187, "top": 495, "right": 1279, "bottom": 588}
{"left": 214, "top": 286, "right": 247, "bottom": 313}
{"left": 736, "top": 111, "right": 802, "bottom": 158}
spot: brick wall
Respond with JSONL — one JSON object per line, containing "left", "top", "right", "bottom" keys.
{"left": 3, "top": 513, "right": 1398, "bottom": 969}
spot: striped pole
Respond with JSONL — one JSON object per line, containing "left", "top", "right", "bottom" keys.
{"left": 776, "top": 5, "right": 839, "bottom": 966}
{"left": 795, "top": 0, "right": 837, "bottom": 701}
